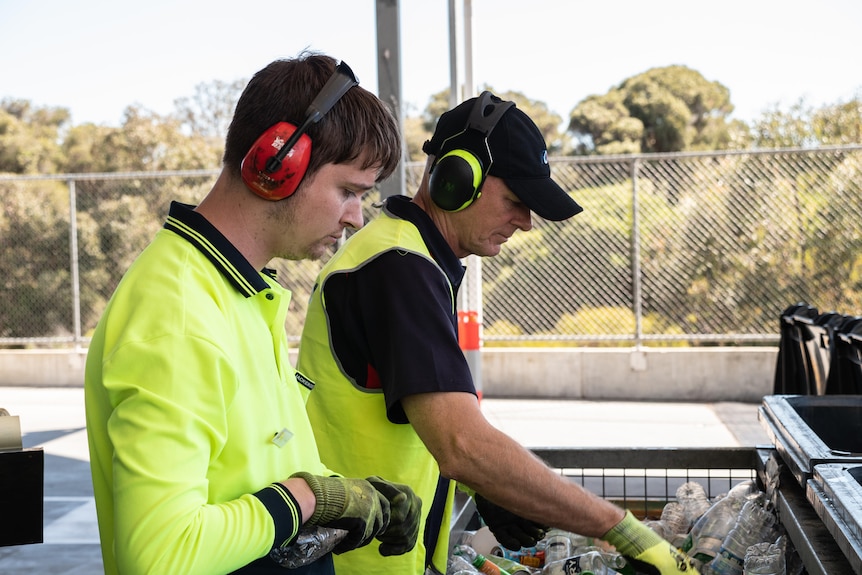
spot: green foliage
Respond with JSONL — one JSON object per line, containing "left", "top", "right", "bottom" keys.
{"left": 173, "top": 77, "right": 246, "bottom": 140}
{"left": 0, "top": 180, "right": 73, "bottom": 338}
{"left": 751, "top": 93, "right": 862, "bottom": 149}
{"left": 0, "top": 99, "right": 69, "bottom": 174}
{"left": 568, "top": 65, "right": 734, "bottom": 154}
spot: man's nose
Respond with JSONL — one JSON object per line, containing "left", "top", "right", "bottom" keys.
{"left": 343, "top": 197, "right": 364, "bottom": 230}
{"left": 515, "top": 205, "right": 533, "bottom": 231}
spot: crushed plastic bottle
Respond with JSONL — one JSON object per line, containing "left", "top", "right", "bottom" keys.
{"left": 677, "top": 481, "right": 712, "bottom": 526}
{"left": 706, "top": 497, "right": 780, "bottom": 575}
{"left": 743, "top": 536, "right": 786, "bottom": 575}
{"left": 269, "top": 525, "right": 347, "bottom": 568}
{"left": 660, "top": 501, "right": 690, "bottom": 540}
{"left": 685, "top": 482, "right": 757, "bottom": 564}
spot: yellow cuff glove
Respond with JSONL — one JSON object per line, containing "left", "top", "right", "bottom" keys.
{"left": 603, "top": 511, "right": 700, "bottom": 575}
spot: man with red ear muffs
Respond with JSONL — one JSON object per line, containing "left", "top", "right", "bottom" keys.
{"left": 84, "top": 51, "right": 420, "bottom": 575}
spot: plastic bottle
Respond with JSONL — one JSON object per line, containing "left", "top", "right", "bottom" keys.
{"left": 660, "top": 501, "right": 690, "bottom": 537}
{"left": 743, "top": 537, "right": 786, "bottom": 575}
{"left": 454, "top": 544, "right": 512, "bottom": 575}
{"left": 707, "top": 498, "right": 779, "bottom": 575}
{"left": 541, "top": 550, "right": 619, "bottom": 575}
{"left": 449, "top": 553, "right": 482, "bottom": 574}
{"left": 676, "top": 481, "right": 712, "bottom": 525}
{"left": 484, "top": 553, "right": 539, "bottom": 574}
{"left": 543, "top": 529, "right": 574, "bottom": 564}
{"left": 685, "top": 488, "right": 749, "bottom": 563}
{"left": 268, "top": 525, "right": 347, "bottom": 568}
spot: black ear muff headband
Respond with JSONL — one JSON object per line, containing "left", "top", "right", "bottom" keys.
{"left": 428, "top": 91, "right": 514, "bottom": 212}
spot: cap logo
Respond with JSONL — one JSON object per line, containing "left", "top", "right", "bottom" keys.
{"left": 542, "top": 150, "right": 549, "bottom": 165}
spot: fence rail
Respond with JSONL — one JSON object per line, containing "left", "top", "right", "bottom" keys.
{"left": 2, "top": 145, "right": 861, "bottom": 347}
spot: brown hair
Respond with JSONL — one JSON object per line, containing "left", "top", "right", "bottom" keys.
{"left": 223, "top": 51, "right": 401, "bottom": 184}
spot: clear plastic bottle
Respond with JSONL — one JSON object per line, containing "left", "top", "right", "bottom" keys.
{"left": 543, "top": 529, "right": 574, "bottom": 564}
{"left": 677, "top": 481, "right": 712, "bottom": 525}
{"left": 685, "top": 487, "right": 751, "bottom": 563}
{"left": 268, "top": 525, "right": 347, "bottom": 568}
{"left": 743, "top": 537, "right": 786, "bottom": 575}
{"left": 660, "top": 501, "right": 690, "bottom": 536}
{"left": 449, "top": 553, "right": 482, "bottom": 575}
{"left": 541, "top": 550, "right": 619, "bottom": 575}
{"left": 707, "top": 498, "right": 779, "bottom": 575}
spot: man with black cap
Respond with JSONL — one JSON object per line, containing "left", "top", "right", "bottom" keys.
{"left": 296, "top": 92, "right": 698, "bottom": 575}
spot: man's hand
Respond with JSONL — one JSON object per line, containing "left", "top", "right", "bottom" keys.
{"left": 474, "top": 493, "right": 548, "bottom": 550}
{"left": 290, "top": 472, "right": 389, "bottom": 554}
{"left": 366, "top": 476, "right": 422, "bottom": 556}
{"left": 603, "top": 510, "right": 701, "bottom": 575}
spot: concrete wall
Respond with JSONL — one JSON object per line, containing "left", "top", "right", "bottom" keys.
{"left": 0, "top": 347, "right": 777, "bottom": 402}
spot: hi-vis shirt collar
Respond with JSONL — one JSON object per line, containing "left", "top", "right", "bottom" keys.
{"left": 163, "top": 201, "right": 275, "bottom": 298}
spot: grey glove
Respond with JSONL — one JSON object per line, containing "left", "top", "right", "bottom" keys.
{"left": 291, "top": 472, "right": 390, "bottom": 554}
{"left": 367, "top": 476, "right": 422, "bottom": 556}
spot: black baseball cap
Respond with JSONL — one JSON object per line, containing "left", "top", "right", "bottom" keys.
{"left": 423, "top": 93, "right": 583, "bottom": 221}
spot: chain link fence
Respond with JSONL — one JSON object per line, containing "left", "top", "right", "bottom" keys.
{"left": 2, "top": 145, "right": 861, "bottom": 348}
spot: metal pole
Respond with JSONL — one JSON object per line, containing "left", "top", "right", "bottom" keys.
{"left": 447, "top": 0, "right": 459, "bottom": 107}
{"left": 68, "top": 179, "right": 83, "bottom": 349}
{"left": 630, "top": 160, "right": 643, "bottom": 347}
{"left": 375, "top": 0, "right": 405, "bottom": 198}
{"left": 451, "top": 0, "right": 483, "bottom": 398}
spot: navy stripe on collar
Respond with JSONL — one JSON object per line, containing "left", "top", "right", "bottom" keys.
{"left": 163, "top": 202, "right": 272, "bottom": 298}
{"left": 382, "top": 195, "right": 466, "bottom": 288}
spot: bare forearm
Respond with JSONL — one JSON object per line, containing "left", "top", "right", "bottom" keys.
{"left": 404, "top": 392, "right": 622, "bottom": 537}
{"left": 441, "top": 423, "right": 623, "bottom": 537}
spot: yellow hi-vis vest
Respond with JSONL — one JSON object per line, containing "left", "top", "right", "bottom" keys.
{"left": 298, "top": 209, "right": 456, "bottom": 575}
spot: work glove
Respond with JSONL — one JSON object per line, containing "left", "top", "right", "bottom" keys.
{"left": 367, "top": 476, "right": 422, "bottom": 556}
{"left": 291, "top": 472, "right": 390, "bottom": 554}
{"left": 603, "top": 510, "right": 700, "bottom": 575}
{"left": 474, "top": 493, "right": 549, "bottom": 550}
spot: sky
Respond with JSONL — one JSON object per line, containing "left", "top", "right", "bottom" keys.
{"left": 1, "top": 0, "right": 861, "bottom": 128}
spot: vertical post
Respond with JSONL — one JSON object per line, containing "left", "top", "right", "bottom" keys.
{"left": 630, "top": 160, "right": 643, "bottom": 347}
{"left": 375, "top": 0, "right": 405, "bottom": 199}
{"left": 68, "top": 179, "right": 83, "bottom": 349}
{"left": 454, "top": 0, "right": 483, "bottom": 399}
{"left": 447, "top": 0, "right": 459, "bottom": 107}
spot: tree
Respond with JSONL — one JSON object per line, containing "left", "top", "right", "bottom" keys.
{"left": 749, "top": 92, "right": 862, "bottom": 149}
{"left": 750, "top": 99, "right": 817, "bottom": 149}
{"left": 0, "top": 99, "right": 70, "bottom": 174}
{"left": 62, "top": 105, "right": 222, "bottom": 173}
{"left": 568, "top": 92, "right": 643, "bottom": 155}
{"left": 412, "top": 87, "right": 567, "bottom": 160}
{"left": 568, "top": 65, "right": 734, "bottom": 154}
{"left": 173, "top": 78, "right": 246, "bottom": 141}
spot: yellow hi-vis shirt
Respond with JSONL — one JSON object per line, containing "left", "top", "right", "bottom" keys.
{"left": 85, "top": 202, "right": 332, "bottom": 575}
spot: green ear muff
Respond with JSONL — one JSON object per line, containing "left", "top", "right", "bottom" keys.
{"left": 428, "top": 92, "right": 514, "bottom": 211}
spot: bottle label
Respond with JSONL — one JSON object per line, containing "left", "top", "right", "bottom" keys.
{"left": 558, "top": 556, "right": 585, "bottom": 574}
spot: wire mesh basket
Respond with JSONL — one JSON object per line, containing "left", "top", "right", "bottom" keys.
{"left": 531, "top": 447, "right": 762, "bottom": 519}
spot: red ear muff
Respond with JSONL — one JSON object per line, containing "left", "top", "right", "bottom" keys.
{"left": 239, "top": 60, "right": 359, "bottom": 202}
{"left": 241, "top": 122, "right": 312, "bottom": 201}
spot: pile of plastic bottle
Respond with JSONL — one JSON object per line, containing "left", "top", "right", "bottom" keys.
{"left": 448, "top": 480, "right": 790, "bottom": 575}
